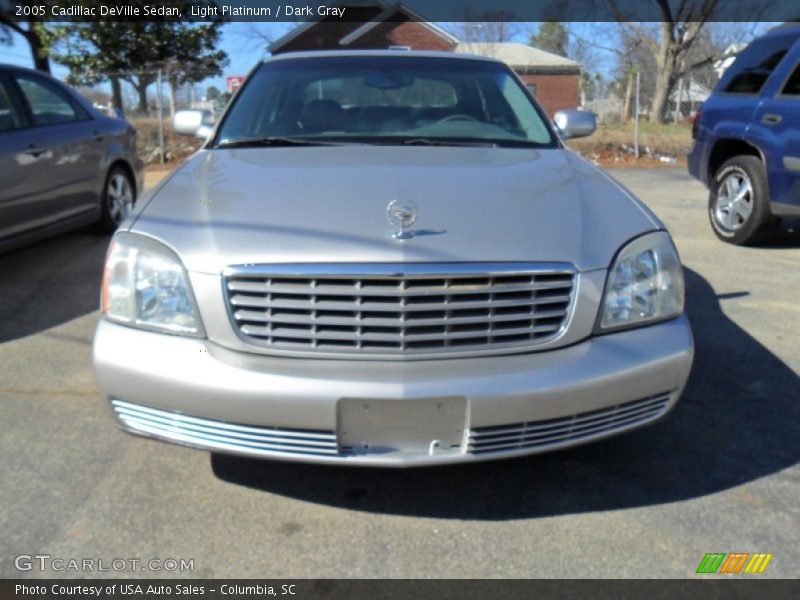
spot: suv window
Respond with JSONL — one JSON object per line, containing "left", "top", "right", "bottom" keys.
{"left": 721, "top": 34, "right": 797, "bottom": 94}
{"left": 0, "top": 79, "right": 25, "bottom": 132}
{"left": 15, "top": 74, "right": 79, "bottom": 126}
{"left": 782, "top": 62, "right": 800, "bottom": 95}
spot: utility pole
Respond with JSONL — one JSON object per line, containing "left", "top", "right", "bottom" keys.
{"left": 634, "top": 70, "right": 640, "bottom": 159}
{"left": 157, "top": 67, "right": 165, "bottom": 164}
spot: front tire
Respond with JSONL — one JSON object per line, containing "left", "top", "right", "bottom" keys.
{"left": 708, "top": 155, "right": 775, "bottom": 245}
{"left": 98, "top": 166, "right": 136, "bottom": 233}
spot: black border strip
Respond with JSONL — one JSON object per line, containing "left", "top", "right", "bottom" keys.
{"left": 3, "top": 0, "right": 800, "bottom": 23}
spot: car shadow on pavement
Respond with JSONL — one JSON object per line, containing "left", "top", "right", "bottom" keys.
{"left": 761, "top": 219, "right": 800, "bottom": 249}
{"left": 212, "top": 267, "right": 800, "bottom": 520}
{"left": 0, "top": 229, "right": 110, "bottom": 343}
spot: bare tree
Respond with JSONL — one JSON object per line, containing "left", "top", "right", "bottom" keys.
{"left": 451, "top": 13, "right": 529, "bottom": 44}
{"left": 567, "top": 23, "right": 650, "bottom": 120}
{"left": 609, "top": 0, "right": 767, "bottom": 123}
{"left": 610, "top": 1, "right": 720, "bottom": 122}
{"left": 234, "top": 22, "right": 292, "bottom": 56}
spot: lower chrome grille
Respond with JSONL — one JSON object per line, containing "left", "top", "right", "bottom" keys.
{"left": 223, "top": 263, "right": 576, "bottom": 358}
{"left": 111, "top": 400, "right": 338, "bottom": 457}
{"left": 468, "top": 392, "right": 673, "bottom": 455}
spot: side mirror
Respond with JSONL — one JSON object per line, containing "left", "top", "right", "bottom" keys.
{"left": 173, "top": 109, "right": 215, "bottom": 139}
{"left": 553, "top": 109, "right": 596, "bottom": 140}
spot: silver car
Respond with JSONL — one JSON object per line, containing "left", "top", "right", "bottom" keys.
{"left": 0, "top": 64, "right": 143, "bottom": 253}
{"left": 93, "top": 51, "right": 693, "bottom": 467}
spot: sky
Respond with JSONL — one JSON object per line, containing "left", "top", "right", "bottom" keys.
{"left": 1, "top": 21, "right": 551, "bottom": 90}
{"left": 0, "top": 20, "right": 769, "bottom": 101}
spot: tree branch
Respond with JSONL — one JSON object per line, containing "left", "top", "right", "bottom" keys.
{"left": 685, "top": 0, "right": 720, "bottom": 43}
{"left": 675, "top": 46, "right": 738, "bottom": 78}
{"left": 0, "top": 18, "right": 27, "bottom": 38}
{"left": 618, "top": 21, "right": 660, "bottom": 56}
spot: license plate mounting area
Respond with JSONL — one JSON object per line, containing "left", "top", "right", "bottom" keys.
{"left": 338, "top": 397, "right": 467, "bottom": 457}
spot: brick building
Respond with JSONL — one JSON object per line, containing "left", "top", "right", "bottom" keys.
{"left": 268, "top": 3, "right": 458, "bottom": 54}
{"left": 268, "top": 2, "right": 581, "bottom": 117}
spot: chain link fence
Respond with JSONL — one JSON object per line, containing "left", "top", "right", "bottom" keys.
{"left": 72, "top": 65, "right": 228, "bottom": 166}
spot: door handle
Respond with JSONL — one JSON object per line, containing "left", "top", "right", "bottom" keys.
{"left": 24, "top": 144, "right": 47, "bottom": 157}
{"left": 93, "top": 130, "right": 104, "bottom": 142}
{"left": 762, "top": 113, "right": 782, "bottom": 125}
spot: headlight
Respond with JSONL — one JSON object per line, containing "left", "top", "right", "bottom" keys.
{"left": 597, "top": 231, "right": 684, "bottom": 332}
{"left": 101, "top": 233, "right": 204, "bottom": 336}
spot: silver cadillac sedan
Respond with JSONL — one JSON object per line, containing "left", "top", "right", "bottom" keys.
{"left": 93, "top": 51, "right": 693, "bottom": 467}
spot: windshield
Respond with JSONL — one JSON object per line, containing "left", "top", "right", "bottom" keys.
{"left": 214, "top": 55, "right": 556, "bottom": 148}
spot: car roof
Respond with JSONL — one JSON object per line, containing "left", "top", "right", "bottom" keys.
{"left": 263, "top": 49, "right": 504, "bottom": 65}
{"left": 0, "top": 62, "right": 55, "bottom": 76}
{"left": 763, "top": 22, "right": 800, "bottom": 37}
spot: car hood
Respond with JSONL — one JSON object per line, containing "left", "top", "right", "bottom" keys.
{"left": 131, "top": 146, "right": 660, "bottom": 274}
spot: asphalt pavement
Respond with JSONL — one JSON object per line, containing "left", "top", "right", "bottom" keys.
{"left": 1, "top": 167, "right": 798, "bottom": 578}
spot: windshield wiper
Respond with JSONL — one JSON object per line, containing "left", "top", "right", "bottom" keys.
{"left": 216, "top": 136, "right": 352, "bottom": 148}
{"left": 399, "top": 138, "right": 497, "bottom": 148}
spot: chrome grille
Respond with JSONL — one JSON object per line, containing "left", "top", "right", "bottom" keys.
{"left": 223, "top": 263, "right": 576, "bottom": 357}
{"left": 112, "top": 400, "right": 338, "bottom": 457}
{"left": 468, "top": 392, "right": 673, "bottom": 455}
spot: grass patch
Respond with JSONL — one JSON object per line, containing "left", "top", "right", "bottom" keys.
{"left": 571, "top": 120, "right": 692, "bottom": 167}
{"left": 130, "top": 116, "right": 203, "bottom": 165}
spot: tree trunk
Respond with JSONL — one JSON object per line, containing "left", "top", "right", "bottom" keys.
{"left": 136, "top": 83, "right": 149, "bottom": 115}
{"left": 27, "top": 30, "right": 51, "bottom": 74}
{"left": 168, "top": 78, "right": 176, "bottom": 119}
{"left": 650, "top": 57, "right": 676, "bottom": 124}
{"left": 650, "top": 22, "right": 681, "bottom": 124}
{"left": 622, "top": 71, "right": 633, "bottom": 123}
{"left": 673, "top": 77, "right": 685, "bottom": 122}
{"left": 110, "top": 78, "right": 123, "bottom": 114}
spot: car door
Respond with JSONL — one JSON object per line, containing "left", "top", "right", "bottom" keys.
{"left": 0, "top": 71, "right": 47, "bottom": 240}
{"left": 754, "top": 57, "right": 800, "bottom": 215}
{"left": 10, "top": 71, "right": 101, "bottom": 228}
{"left": 748, "top": 40, "right": 800, "bottom": 212}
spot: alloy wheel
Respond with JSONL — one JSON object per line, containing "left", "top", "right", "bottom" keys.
{"left": 107, "top": 173, "right": 134, "bottom": 224}
{"left": 714, "top": 170, "right": 753, "bottom": 232}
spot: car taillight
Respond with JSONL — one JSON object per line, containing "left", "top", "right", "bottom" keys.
{"left": 692, "top": 106, "right": 702, "bottom": 139}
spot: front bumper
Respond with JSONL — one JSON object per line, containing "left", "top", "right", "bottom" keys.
{"left": 93, "top": 316, "right": 693, "bottom": 467}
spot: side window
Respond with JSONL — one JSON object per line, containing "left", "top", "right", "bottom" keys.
{"left": 15, "top": 74, "right": 79, "bottom": 126}
{"left": 0, "top": 79, "right": 25, "bottom": 132}
{"left": 781, "top": 63, "right": 800, "bottom": 95}
{"left": 722, "top": 34, "right": 797, "bottom": 94}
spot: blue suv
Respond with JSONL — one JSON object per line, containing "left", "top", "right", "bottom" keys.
{"left": 688, "top": 24, "right": 800, "bottom": 244}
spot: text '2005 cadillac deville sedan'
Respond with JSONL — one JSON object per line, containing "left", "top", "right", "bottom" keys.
{"left": 93, "top": 51, "right": 693, "bottom": 467}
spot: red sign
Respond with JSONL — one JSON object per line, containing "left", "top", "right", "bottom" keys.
{"left": 226, "top": 76, "right": 245, "bottom": 93}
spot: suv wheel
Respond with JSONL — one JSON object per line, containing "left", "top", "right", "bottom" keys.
{"left": 708, "top": 155, "right": 776, "bottom": 245}
{"left": 98, "top": 166, "right": 136, "bottom": 233}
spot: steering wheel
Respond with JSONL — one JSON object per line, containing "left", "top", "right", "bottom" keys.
{"left": 438, "top": 114, "right": 480, "bottom": 124}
